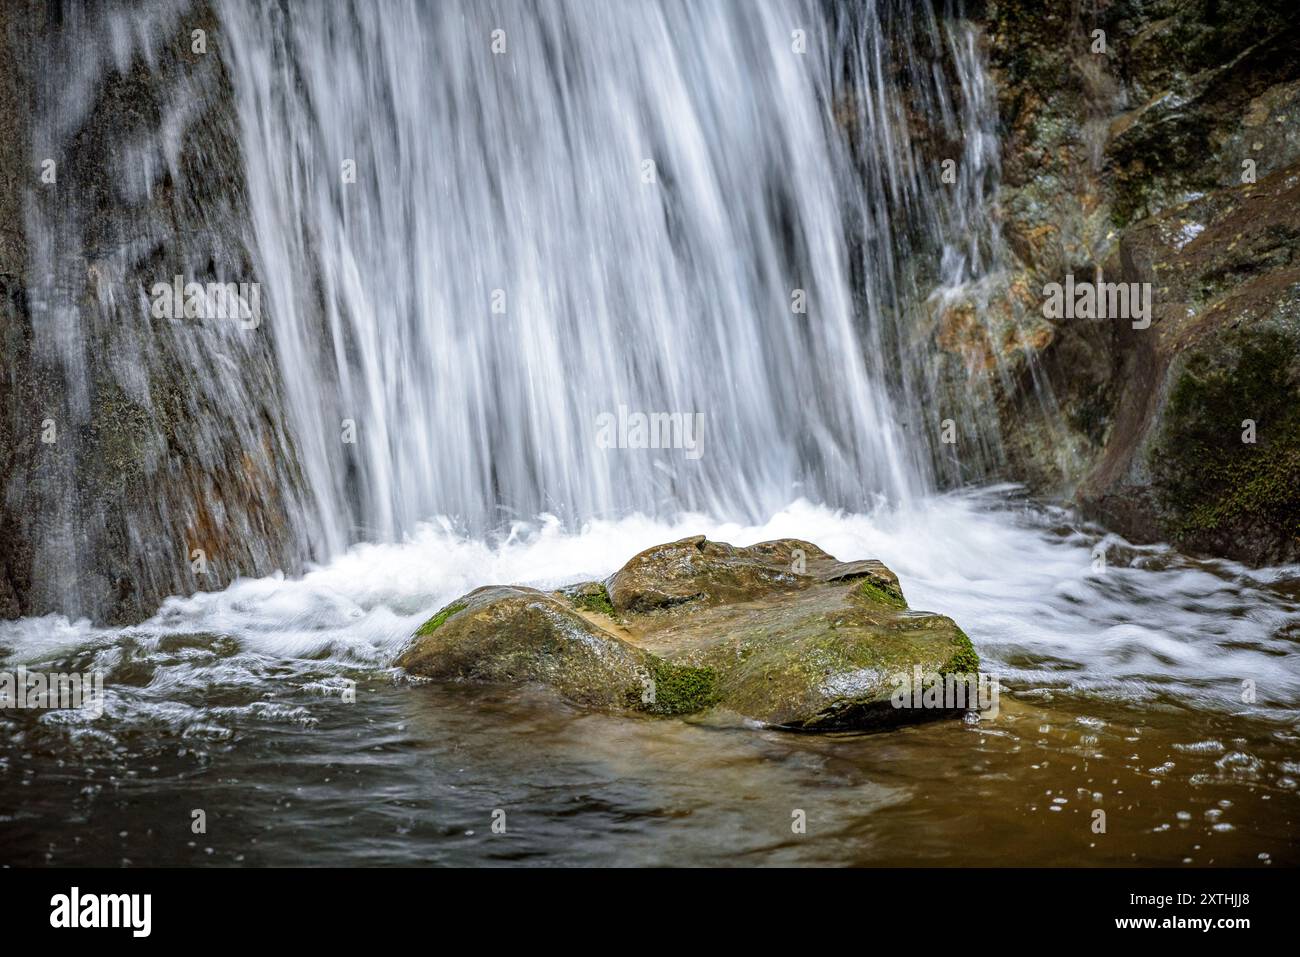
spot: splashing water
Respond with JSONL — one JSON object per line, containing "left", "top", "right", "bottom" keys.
{"left": 215, "top": 0, "right": 1004, "bottom": 548}
{"left": 5, "top": 488, "right": 1298, "bottom": 717}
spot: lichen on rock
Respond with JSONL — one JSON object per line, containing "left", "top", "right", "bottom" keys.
{"left": 399, "top": 537, "right": 981, "bottom": 732}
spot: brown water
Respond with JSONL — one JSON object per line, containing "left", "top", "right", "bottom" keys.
{"left": 2, "top": 491, "right": 1297, "bottom": 866}
{"left": 1, "top": 667, "right": 1296, "bottom": 866}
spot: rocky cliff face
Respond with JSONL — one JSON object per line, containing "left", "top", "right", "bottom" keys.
{"left": 0, "top": 3, "right": 33, "bottom": 619}
{"left": 0, "top": 1, "right": 315, "bottom": 623}
{"left": 969, "top": 0, "right": 1300, "bottom": 563}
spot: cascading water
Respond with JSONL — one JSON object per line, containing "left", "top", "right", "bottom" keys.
{"left": 216, "top": 0, "right": 997, "bottom": 549}
{"left": 9, "top": 0, "right": 1009, "bottom": 619}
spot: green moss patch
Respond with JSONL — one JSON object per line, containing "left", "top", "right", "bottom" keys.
{"left": 1150, "top": 324, "right": 1300, "bottom": 552}
{"left": 568, "top": 583, "right": 615, "bottom": 617}
{"left": 415, "top": 601, "right": 467, "bottom": 637}
{"left": 853, "top": 578, "right": 907, "bottom": 609}
{"left": 941, "top": 628, "right": 980, "bottom": 677}
{"left": 644, "top": 660, "right": 720, "bottom": 715}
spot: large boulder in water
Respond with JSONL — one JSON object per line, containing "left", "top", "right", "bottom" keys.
{"left": 397, "top": 537, "right": 979, "bottom": 731}
{"left": 395, "top": 585, "right": 663, "bottom": 712}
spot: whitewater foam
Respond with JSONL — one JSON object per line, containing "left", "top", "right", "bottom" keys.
{"left": 4, "top": 489, "right": 1296, "bottom": 718}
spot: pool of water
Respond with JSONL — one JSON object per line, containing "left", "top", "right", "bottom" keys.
{"left": 3, "top": 487, "right": 1297, "bottom": 866}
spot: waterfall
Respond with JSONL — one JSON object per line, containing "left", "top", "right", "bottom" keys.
{"left": 11, "top": 0, "right": 1004, "bottom": 621}
{"left": 217, "top": 0, "right": 1001, "bottom": 548}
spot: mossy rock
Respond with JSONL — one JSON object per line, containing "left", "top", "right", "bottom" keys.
{"left": 645, "top": 660, "right": 721, "bottom": 715}
{"left": 399, "top": 538, "right": 981, "bottom": 732}
{"left": 606, "top": 535, "right": 813, "bottom": 613}
{"left": 660, "top": 571, "right": 974, "bottom": 730}
{"left": 556, "top": 581, "right": 616, "bottom": 618}
{"left": 414, "top": 600, "right": 466, "bottom": 637}
{"left": 1149, "top": 320, "right": 1300, "bottom": 563}
{"left": 396, "top": 586, "right": 657, "bottom": 711}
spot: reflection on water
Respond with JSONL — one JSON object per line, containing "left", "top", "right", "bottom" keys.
{"left": 2, "top": 489, "right": 1298, "bottom": 866}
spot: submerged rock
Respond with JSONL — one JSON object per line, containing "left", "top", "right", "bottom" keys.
{"left": 398, "top": 537, "right": 979, "bottom": 731}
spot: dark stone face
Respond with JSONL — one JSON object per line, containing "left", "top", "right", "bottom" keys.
{"left": 972, "top": 0, "right": 1300, "bottom": 564}
{"left": 0, "top": 2, "right": 314, "bottom": 624}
